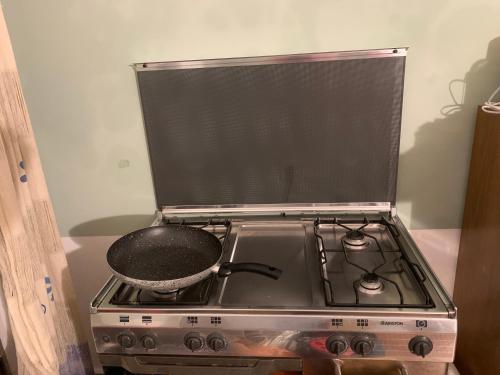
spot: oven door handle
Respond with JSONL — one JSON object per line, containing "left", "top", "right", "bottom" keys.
{"left": 119, "top": 356, "right": 302, "bottom": 375}
{"left": 331, "top": 360, "right": 409, "bottom": 375}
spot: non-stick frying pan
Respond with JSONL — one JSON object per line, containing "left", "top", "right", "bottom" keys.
{"left": 107, "top": 225, "right": 282, "bottom": 291}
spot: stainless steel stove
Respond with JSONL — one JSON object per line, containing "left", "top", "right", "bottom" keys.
{"left": 90, "top": 48, "right": 457, "bottom": 374}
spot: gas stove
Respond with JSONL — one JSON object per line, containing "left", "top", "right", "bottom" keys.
{"left": 91, "top": 206, "right": 456, "bottom": 374}
{"left": 91, "top": 48, "right": 457, "bottom": 374}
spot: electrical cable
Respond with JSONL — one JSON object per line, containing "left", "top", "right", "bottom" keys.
{"left": 482, "top": 84, "right": 500, "bottom": 114}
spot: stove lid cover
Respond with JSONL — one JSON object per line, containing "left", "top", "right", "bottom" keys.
{"left": 135, "top": 48, "right": 406, "bottom": 208}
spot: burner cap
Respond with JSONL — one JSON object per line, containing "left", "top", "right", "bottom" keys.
{"left": 344, "top": 230, "right": 368, "bottom": 248}
{"left": 139, "top": 288, "right": 185, "bottom": 302}
{"left": 347, "top": 230, "right": 364, "bottom": 241}
{"left": 358, "top": 273, "right": 384, "bottom": 295}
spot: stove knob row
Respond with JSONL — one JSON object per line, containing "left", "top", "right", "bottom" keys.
{"left": 326, "top": 335, "right": 374, "bottom": 356}
{"left": 117, "top": 333, "right": 157, "bottom": 350}
{"left": 326, "top": 335, "right": 432, "bottom": 358}
{"left": 350, "top": 335, "right": 374, "bottom": 356}
{"left": 184, "top": 332, "right": 228, "bottom": 352}
{"left": 409, "top": 336, "right": 433, "bottom": 358}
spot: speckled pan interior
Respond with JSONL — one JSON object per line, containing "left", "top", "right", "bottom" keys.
{"left": 106, "top": 225, "right": 222, "bottom": 291}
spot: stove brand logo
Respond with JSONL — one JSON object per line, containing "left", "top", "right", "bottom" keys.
{"left": 380, "top": 321, "right": 403, "bottom": 326}
{"left": 416, "top": 320, "right": 428, "bottom": 328}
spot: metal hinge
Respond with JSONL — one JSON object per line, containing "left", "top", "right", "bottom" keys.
{"left": 161, "top": 202, "right": 392, "bottom": 219}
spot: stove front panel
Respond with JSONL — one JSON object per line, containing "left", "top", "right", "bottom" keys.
{"left": 91, "top": 312, "right": 456, "bottom": 362}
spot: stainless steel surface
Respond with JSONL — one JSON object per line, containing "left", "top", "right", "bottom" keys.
{"left": 161, "top": 202, "right": 392, "bottom": 218}
{"left": 92, "top": 312, "right": 456, "bottom": 361}
{"left": 327, "top": 360, "right": 448, "bottom": 375}
{"left": 392, "top": 216, "right": 456, "bottom": 318}
{"left": 94, "top": 218, "right": 451, "bottom": 314}
{"left": 98, "top": 355, "right": 449, "bottom": 375}
{"left": 98, "top": 355, "right": 302, "bottom": 375}
{"left": 135, "top": 48, "right": 407, "bottom": 71}
{"left": 136, "top": 49, "right": 405, "bottom": 208}
{"left": 90, "top": 276, "right": 117, "bottom": 314}
{"left": 218, "top": 223, "right": 314, "bottom": 307}
{"left": 91, "top": 217, "right": 457, "bottom": 367}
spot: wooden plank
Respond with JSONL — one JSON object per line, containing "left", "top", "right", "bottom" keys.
{"left": 0, "top": 7, "right": 91, "bottom": 375}
{"left": 454, "top": 107, "right": 500, "bottom": 375}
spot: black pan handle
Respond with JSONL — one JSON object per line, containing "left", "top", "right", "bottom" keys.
{"left": 218, "top": 262, "right": 282, "bottom": 280}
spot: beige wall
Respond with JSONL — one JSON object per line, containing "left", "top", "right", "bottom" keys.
{"left": 2, "top": 0, "right": 500, "bottom": 235}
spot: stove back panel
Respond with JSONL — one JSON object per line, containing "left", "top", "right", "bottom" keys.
{"left": 136, "top": 50, "right": 405, "bottom": 208}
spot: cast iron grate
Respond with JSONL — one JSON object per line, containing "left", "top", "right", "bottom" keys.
{"left": 314, "top": 216, "right": 435, "bottom": 308}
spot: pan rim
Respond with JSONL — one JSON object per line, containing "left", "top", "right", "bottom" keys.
{"left": 106, "top": 224, "right": 223, "bottom": 285}
{"left": 107, "top": 261, "right": 219, "bottom": 291}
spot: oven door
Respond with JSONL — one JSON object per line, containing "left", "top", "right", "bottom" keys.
{"left": 329, "top": 359, "right": 449, "bottom": 375}
{"left": 99, "top": 355, "right": 301, "bottom": 375}
{"left": 100, "top": 354, "right": 449, "bottom": 375}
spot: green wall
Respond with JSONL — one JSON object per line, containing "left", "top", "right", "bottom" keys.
{"left": 3, "top": 0, "right": 500, "bottom": 235}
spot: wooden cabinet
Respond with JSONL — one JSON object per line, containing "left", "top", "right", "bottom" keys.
{"left": 454, "top": 108, "right": 500, "bottom": 375}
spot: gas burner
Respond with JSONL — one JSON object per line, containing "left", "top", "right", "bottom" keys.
{"left": 138, "top": 288, "right": 186, "bottom": 303}
{"left": 358, "top": 273, "right": 384, "bottom": 295}
{"left": 343, "top": 229, "right": 369, "bottom": 249}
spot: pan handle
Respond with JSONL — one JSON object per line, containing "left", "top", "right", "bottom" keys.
{"left": 218, "top": 262, "right": 282, "bottom": 280}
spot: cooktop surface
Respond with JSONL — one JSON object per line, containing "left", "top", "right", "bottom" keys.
{"left": 96, "top": 216, "right": 448, "bottom": 313}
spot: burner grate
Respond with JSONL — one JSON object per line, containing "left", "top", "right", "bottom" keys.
{"left": 314, "top": 217, "right": 435, "bottom": 308}
{"left": 110, "top": 273, "right": 217, "bottom": 306}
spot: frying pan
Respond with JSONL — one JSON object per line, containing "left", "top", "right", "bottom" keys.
{"left": 107, "top": 225, "right": 282, "bottom": 291}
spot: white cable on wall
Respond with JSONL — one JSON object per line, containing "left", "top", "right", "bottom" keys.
{"left": 482, "top": 84, "right": 500, "bottom": 114}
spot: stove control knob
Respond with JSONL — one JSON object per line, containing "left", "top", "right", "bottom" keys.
{"left": 117, "top": 333, "right": 135, "bottom": 349}
{"left": 326, "top": 335, "right": 348, "bottom": 355}
{"left": 184, "top": 332, "right": 204, "bottom": 351}
{"left": 142, "top": 335, "right": 156, "bottom": 350}
{"left": 351, "top": 335, "right": 374, "bottom": 356}
{"left": 207, "top": 333, "right": 227, "bottom": 352}
{"left": 409, "top": 336, "right": 433, "bottom": 358}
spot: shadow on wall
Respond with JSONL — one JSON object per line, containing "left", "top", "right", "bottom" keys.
{"left": 66, "top": 214, "right": 154, "bottom": 372}
{"left": 66, "top": 214, "right": 157, "bottom": 310}
{"left": 69, "top": 214, "right": 155, "bottom": 237}
{"left": 66, "top": 214, "right": 154, "bottom": 305}
{"left": 398, "top": 37, "right": 500, "bottom": 229}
